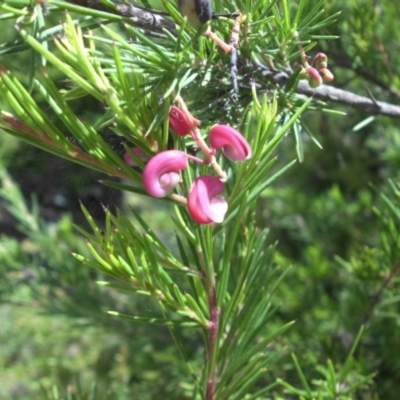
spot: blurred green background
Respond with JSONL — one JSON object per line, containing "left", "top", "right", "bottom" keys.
{"left": 1, "top": 0, "right": 400, "bottom": 398}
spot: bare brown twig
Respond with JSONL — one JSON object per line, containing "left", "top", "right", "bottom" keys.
{"left": 67, "top": 0, "right": 176, "bottom": 33}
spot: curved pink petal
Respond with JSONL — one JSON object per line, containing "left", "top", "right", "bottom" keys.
{"left": 188, "top": 176, "right": 228, "bottom": 224}
{"left": 209, "top": 125, "right": 252, "bottom": 161}
{"left": 143, "top": 150, "right": 188, "bottom": 197}
{"left": 169, "top": 106, "right": 192, "bottom": 136}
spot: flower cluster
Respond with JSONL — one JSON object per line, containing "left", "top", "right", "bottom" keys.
{"left": 137, "top": 103, "right": 251, "bottom": 225}
{"left": 305, "top": 53, "right": 334, "bottom": 88}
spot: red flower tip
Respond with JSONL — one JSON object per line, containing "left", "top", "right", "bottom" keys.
{"left": 169, "top": 106, "right": 192, "bottom": 136}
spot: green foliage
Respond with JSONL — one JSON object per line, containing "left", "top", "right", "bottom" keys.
{"left": 0, "top": 168, "right": 198, "bottom": 399}
{"left": 1, "top": 0, "right": 400, "bottom": 399}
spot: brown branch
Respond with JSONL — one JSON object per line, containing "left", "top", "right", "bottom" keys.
{"left": 331, "top": 53, "right": 400, "bottom": 102}
{"left": 64, "top": 0, "right": 400, "bottom": 119}
{"left": 296, "top": 80, "right": 400, "bottom": 118}
{"left": 67, "top": 0, "right": 176, "bottom": 33}
{"left": 351, "top": 67, "right": 400, "bottom": 102}
{"left": 256, "top": 67, "right": 400, "bottom": 119}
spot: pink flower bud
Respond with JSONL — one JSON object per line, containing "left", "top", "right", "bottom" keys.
{"left": 142, "top": 150, "right": 188, "bottom": 197}
{"left": 319, "top": 68, "right": 334, "bottom": 82}
{"left": 188, "top": 176, "right": 228, "bottom": 224}
{"left": 209, "top": 125, "right": 252, "bottom": 161}
{"left": 169, "top": 106, "right": 192, "bottom": 136}
{"left": 312, "top": 53, "right": 328, "bottom": 70}
{"left": 123, "top": 147, "right": 147, "bottom": 167}
{"left": 307, "top": 66, "right": 323, "bottom": 88}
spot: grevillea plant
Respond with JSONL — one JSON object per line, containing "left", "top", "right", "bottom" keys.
{"left": 0, "top": 0, "right": 376, "bottom": 398}
{"left": 140, "top": 106, "right": 251, "bottom": 223}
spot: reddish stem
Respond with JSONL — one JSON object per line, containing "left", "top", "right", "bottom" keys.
{"left": 175, "top": 96, "right": 227, "bottom": 182}
{"left": 206, "top": 272, "right": 219, "bottom": 400}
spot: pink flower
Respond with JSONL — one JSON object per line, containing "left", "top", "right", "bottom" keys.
{"left": 209, "top": 125, "right": 252, "bottom": 161}
{"left": 169, "top": 106, "right": 192, "bottom": 136}
{"left": 142, "top": 150, "right": 188, "bottom": 197}
{"left": 188, "top": 176, "right": 228, "bottom": 224}
{"left": 123, "top": 147, "right": 147, "bottom": 167}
